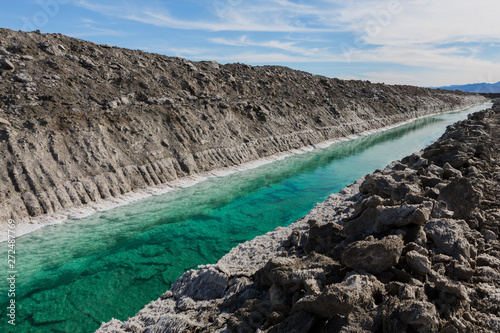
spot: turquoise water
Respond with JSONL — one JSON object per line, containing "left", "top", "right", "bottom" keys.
{"left": 0, "top": 103, "right": 491, "bottom": 332}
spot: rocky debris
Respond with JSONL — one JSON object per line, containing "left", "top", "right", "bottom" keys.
{"left": 0, "top": 29, "right": 487, "bottom": 226}
{"left": 0, "top": 57, "right": 15, "bottom": 70}
{"left": 0, "top": 117, "right": 11, "bottom": 127}
{"left": 341, "top": 235, "right": 404, "bottom": 274}
{"left": 97, "top": 104, "right": 500, "bottom": 332}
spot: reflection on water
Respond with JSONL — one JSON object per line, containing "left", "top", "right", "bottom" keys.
{"left": 0, "top": 103, "right": 491, "bottom": 332}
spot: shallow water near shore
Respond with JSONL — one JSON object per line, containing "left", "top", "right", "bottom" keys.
{"left": 0, "top": 103, "right": 491, "bottom": 332}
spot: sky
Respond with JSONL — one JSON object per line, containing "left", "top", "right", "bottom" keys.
{"left": 1, "top": 0, "right": 500, "bottom": 87}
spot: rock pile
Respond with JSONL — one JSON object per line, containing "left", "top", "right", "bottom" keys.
{"left": 0, "top": 28, "right": 485, "bottom": 226}
{"left": 97, "top": 104, "right": 500, "bottom": 332}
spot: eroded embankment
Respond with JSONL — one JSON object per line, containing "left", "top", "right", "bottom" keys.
{"left": 97, "top": 103, "right": 500, "bottom": 332}
{"left": 0, "top": 28, "right": 486, "bottom": 234}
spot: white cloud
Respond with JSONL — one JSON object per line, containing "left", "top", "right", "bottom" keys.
{"left": 208, "top": 35, "right": 328, "bottom": 56}
{"left": 338, "top": 0, "right": 500, "bottom": 46}
{"left": 71, "top": 0, "right": 500, "bottom": 85}
{"left": 75, "top": 0, "right": 335, "bottom": 32}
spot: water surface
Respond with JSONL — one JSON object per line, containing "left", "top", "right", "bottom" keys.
{"left": 0, "top": 103, "right": 491, "bottom": 332}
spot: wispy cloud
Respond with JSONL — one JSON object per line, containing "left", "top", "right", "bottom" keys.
{"left": 208, "top": 35, "right": 329, "bottom": 56}
{"left": 338, "top": 0, "right": 500, "bottom": 46}
{"left": 75, "top": 0, "right": 335, "bottom": 32}
{"left": 69, "top": 0, "right": 500, "bottom": 85}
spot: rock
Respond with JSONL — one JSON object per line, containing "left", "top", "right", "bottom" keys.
{"left": 209, "top": 60, "right": 220, "bottom": 69}
{"left": 292, "top": 272, "right": 384, "bottom": 317}
{"left": 432, "top": 275, "right": 470, "bottom": 301}
{"left": 342, "top": 203, "right": 432, "bottom": 238}
{"left": 304, "top": 220, "right": 344, "bottom": 254}
{"left": 108, "top": 100, "right": 118, "bottom": 109}
{"left": 120, "top": 96, "right": 131, "bottom": 105}
{"left": 0, "top": 58, "right": 15, "bottom": 70}
{"left": 397, "top": 300, "right": 439, "bottom": 329}
{"left": 80, "top": 56, "right": 96, "bottom": 68}
{"left": 39, "top": 42, "right": 66, "bottom": 56}
{"left": 13, "top": 71, "right": 32, "bottom": 82}
{"left": 259, "top": 253, "right": 338, "bottom": 293}
{"left": 66, "top": 54, "right": 78, "bottom": 61}
{"left": 483, "top": 230, "right": 497, "bottom": 242}
{"left": 170, "top": 266, "right": 228, "bottom": 300}
{"left": 341, "top": 235, "right": 404, "bottom": 274}
{"left": 438, "top": 178, "right": 481, "bottom": 219}
{"left": 0, "top": 46, "right": 10, "bottom": 55}
{"left": 442, "top": 162, "right": 462, "bottom": 179}
{"left": 359, "top": 172, "right": 420, "bottom": 200}
{"left": 183, "top": 60, "right": 198, "bottom": 71}
{"left": 431, "top": 201, "right": 454, "bottom": 218}
{"left": 406, "top": 250, "right": 432, "bottom": 275}
{"left": 424, "top": 219, "right": 470, "bottom": 258}
{"left": 0, "top": 117, "right": 10, "bottom": 127}
{"left": 427, "top": 164, "right": 444, "bottom": 177}
{"left": 476, "top": 254, "right": 500, "bottom": 268}
{"left": 266, "top": 311, "right": 315, "bottom": 333}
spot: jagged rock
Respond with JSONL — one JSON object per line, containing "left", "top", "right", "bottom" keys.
{"left": 427, "top": 164, "right": 444, "bottom": 177}
{"left": 442, "top": 162, "right": 462, "bottom": 179}
{"left": 438, "top": 178, "right": 481, "bottom": 219}
{"left": 258, "top": 253, "right": 339, "bottom": 293}
{"left": 360, "top": 172, "right": 421, "bottom": 201}
{"left": 0, "top": 117, "right": 11, "bottom": 127}
{"left": 266, "top": 311, "right": 315, "bottom": 333}
{"left": 424, "top": 219, "right": 470, "bottom": 258}
{"left": 476, "top": 254, "right": 500, "bottom": 268}
{"left": 432, "top": 274, "right": 470, "bottom": 301}
{"left": 406, "top": 250, "right": 432, "bottom": 275}
{"left": 341, "top": 235, "right": 404, "bottom": 274}
{"left": 39, "top": 42, "right": 66, "bottom": 56}
{"left": 342, "top": 202, "right": 432, "bottom": 238}
{"left": 80, "top": 55, "right": 96, "bottom": 68}
{"left": 397, "top": 300, "right": 439, "bottom": 330}
{"left": 0, "top": 58, "right": 15, "bottom": 70}
{"left": 0, "top": 46, "right": 10, "bottom": 55}
{"left": 292, "top": 272, "right": 384, "bottom": 317}
{"left": 170, "top": 266, "right": 228, "bottom": 300}
{"left": 13, "top": 71, "right": 32, "bottom": 82}
{"left": 431, "top": 201, "right": 454, "bottom": 218}
{"left": 304, "top": 220, "right": 344, "bottom": 254}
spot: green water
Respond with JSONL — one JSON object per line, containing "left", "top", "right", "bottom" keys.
{"left": 0, "top": 103, "right": 491, "bottom": 332}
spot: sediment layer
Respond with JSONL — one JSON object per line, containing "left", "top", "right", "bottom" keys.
{"left": 97, "top": 103, "right": 500, "bottom": 332}
{"left": 0, "top": 28, "right": 486, "bottom": 231}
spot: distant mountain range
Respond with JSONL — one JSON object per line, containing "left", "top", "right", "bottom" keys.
{"left": 436, "top": 81, "right": 500, "bottom": 93}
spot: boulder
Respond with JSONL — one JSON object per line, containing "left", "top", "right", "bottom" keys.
{"left": 292, "top": 272, "right": 384, "bottom": 317}
{"left": 342, "top": 203, "right": 432, "bottom": 238}
{"left": 13, "top": 71, "right": 32, "bottom": 83}
{"left": 438, "top": 178, "right": 481, "bottom": 219}
{"left": 341, "top": 235, "right": 404, "bottom": 274}
{"left": 0, "top": 58, "right": 15, "bottom": 70}
{"left": 406, "top": 250, "right": 432, "bottom": 275}
{"left": 424, "top": 219, "right": 470, "bottom": 258}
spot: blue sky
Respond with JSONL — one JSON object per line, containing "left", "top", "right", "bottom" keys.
{"left": 1, "top": 0, "right": 500, "bottom": 86}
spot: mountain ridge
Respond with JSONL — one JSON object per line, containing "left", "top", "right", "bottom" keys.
{"left": 436, "top": 81, "right": 500, "bottom": 93}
